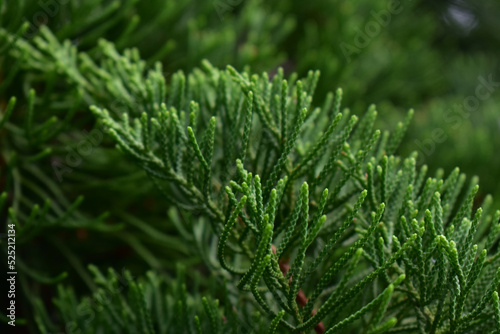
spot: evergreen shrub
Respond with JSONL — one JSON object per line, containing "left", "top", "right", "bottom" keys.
{"left": 1, "top": 1, "right": 499, "bottom": 333}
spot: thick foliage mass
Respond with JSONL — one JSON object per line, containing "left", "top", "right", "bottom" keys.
{"left": 1, "top": 1, "right": 500, "bottom": 333}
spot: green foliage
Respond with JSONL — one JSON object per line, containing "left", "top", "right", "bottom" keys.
{"left": 1, "top": 1, "right": 500, "bottom": 333}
